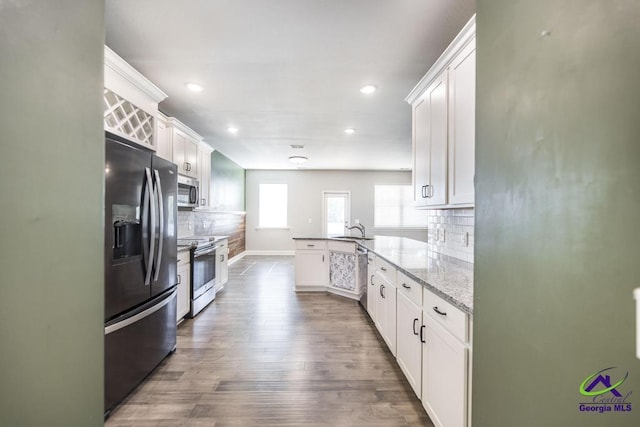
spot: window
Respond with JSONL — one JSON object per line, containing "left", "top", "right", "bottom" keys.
{"left": 374, "top": 185, "right": 427, "bottom": 228}
{"left": 258, "top": 183, "right": 288, "bottom": 228}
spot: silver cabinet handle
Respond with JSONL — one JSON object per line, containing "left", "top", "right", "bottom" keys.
{"left": 402, "top": 283, "right": 411, "bottom": 289}
{"left": 177, "top": 274, "right": 181, "bottom": 285}
{"left": 307, "top": 244, "right": 315, "bottom": 247}
{"left": 380, "top": 267, "right": 387, "bottom": 272}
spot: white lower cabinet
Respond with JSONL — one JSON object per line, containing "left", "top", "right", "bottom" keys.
{"left": 294, "top": 240, "right": 328, "bottom": 291}
{"left": 177, "top": 251, "right": 191, "bottom": 323}
{"left": 374, "top": 271, "right": 397, "bottom": 357}
{"left": 216, "top": 238, "right": 229, "bottom": 289}
{"left": 396, "top": 290, "right": 423, "bottom": 398}
{"left": 366, "top": 253, "right": 377, "bottom": 321}
{"left": 422, "top": 314, "right": 468, "bottom": 427}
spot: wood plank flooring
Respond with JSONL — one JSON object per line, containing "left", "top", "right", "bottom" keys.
{"left": 106, "top": 256, "right": 433, "bottom": 426}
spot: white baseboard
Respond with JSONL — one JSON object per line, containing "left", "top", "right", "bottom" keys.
{"left": 243, "top": 250, "right": 295, "bottom": 256}
{"left": 228, "top": 252, "right": 246, "bottom": 266}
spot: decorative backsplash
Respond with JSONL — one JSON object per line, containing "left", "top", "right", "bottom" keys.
{"left": 427, "top": 208, "right": 474, "bottom": 263}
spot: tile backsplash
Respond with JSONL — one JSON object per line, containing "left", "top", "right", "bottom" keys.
{"left": 177, "top": 210, "right": 195, "bottom": 237}
{"left": 427, "top": 208, "right": 474, "bottom": 263}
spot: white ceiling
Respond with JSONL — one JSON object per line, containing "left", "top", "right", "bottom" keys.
{"left": 105, "top": 0, "right": 475, "bottom": 170}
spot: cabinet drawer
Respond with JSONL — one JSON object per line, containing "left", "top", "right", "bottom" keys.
{"left": 375, "top": 257, "right": 397, "bottom": 284}
{"left": 397, "top": 271, "right": 423, "bottom": 307}
{"left": 295, "top": 240, "right": 327, "bottom": 250}
{"left": 327, "top": 240, "right": 356, "bottom": 253}
{"left": 424, "top": 290, "right": 468, "bottom": 343}
{"left": 177, "top": 251, "right": 190, "bottom": 265}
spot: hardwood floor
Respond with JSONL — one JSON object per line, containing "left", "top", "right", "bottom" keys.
{"left": 106, "top": 256, "right": 433, "bottom": 426}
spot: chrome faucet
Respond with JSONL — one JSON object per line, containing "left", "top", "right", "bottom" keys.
{"left": 346, "top": 223, "right": 366, "bottom": 239}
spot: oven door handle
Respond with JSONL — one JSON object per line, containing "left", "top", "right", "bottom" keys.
{"left": 194, "top": 245, "right": 218, "bottom": 258}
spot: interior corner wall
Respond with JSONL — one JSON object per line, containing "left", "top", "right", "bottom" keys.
{"left": 0, "top": 1, "right": 105, "bottom": 425}
{"left": 210, "top": 151, "right": 246, "bottom": 212}
{"left": 245, "top": 170, "right": 426, "bottom": 251}
{"left": 473, "top": 1, "right": 640, "bottom": 426}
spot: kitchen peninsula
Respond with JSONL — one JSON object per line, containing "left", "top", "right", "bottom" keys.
{"left": 294, "top": 235, "right": 473, "bottom": 427}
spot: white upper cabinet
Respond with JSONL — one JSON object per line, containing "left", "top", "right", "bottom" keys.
{"left": 198, "top": 143, "right": 214, "bottom": 208}
{"left": 154, "top": 112, "right": 172, "bottom": 162}
{"left": 406, "top": 16, "right": 476, "bottom": 209}
{"left": 447, "top": 38, "right": 476, "bottom": 205}
{"left": 103, "top": 46, "right": 167, "bottom": 151}
{"left": 167, "top": 117, "right": 202, "bottom": 179}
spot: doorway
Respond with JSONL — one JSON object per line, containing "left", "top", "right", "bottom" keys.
{"left": 322, "top": 191, "right": 350, "bottom": 237}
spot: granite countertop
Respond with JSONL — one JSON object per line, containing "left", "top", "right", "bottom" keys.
{"left": 293, "top": 235, "right": 474, "bottom": 314}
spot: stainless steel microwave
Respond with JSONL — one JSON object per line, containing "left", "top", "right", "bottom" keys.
{"left": 177, "top": 175, "right": 199, "bottom": 208}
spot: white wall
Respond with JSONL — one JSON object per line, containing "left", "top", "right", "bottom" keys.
{"left": 245, "top": 170, "right": 427, "bottom": 251}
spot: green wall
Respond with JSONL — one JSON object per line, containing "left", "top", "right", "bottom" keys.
{"left": 0, "top": 1, "right": 105, "bottom": 425}
{"left": 211, "top": 151, "right": 246, "bottom": 211}
{"left": 474, "top": 1, "right": 640, "bottom": 426}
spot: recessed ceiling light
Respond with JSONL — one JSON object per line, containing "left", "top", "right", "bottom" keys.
{"left": 344, "top": 128, "right": 355, "bottom": 135}
{"left": 360, "top": 84, "right": 377, "bottom": 94}
{"left": 227, "top": 126, "right": 239, "bottom": 134}
{"left": 288, "top": 156, "right": 308, "bottom": 164}
{"left": 185, "top": 82, "right": 204, "bottom": 92}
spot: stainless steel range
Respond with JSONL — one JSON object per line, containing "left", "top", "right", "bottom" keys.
{"left": 177, "top": 237, "right": 218, "bottom": 317}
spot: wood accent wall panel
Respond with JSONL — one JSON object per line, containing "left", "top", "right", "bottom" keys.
{"left": 209, "top": 212, "right": 246, "bottom": 258}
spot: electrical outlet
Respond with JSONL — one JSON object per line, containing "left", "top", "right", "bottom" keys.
{"left": 308, "top": 218, "right": 312, "bottom": 224}
{"left": 441, "top": 229, "right": 446, "bottom": 242}
{"left": 188, "top": 221, "right": 192, "bottom": 230}
{"left": 461, "top": 232, "right": 469, "bottom": 247}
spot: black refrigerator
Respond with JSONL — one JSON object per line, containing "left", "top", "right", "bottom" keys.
{"left": 104, "top": 132, "right": 178, "bottom": 414}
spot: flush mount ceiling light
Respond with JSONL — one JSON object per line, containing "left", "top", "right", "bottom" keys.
{"left": 185, "top": 82, "right": 204, "bottom": 92}
{"left": 344, "top": 128, "right": 355, "bottom": 135}
{"left": 360, "top": 84, "right": 377, "bottom": 94}
{"left": 288, "top": 156, "right": 308, "bottom": 164}
{"left": 227, "top": 126, "right": 239, "bottom": 134}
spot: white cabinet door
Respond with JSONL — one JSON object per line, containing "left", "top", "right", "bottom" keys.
{"left": 172, "top": 128, "right": 199, "bottom": 178}
{"left": 198, "top": 145, "right": 212, "bottom": 207}
{"left": 422, "top": 314, "right": 468, "bottom": 427}
{"left": 383, "top": 279, "right": 397, "bottom": 357}
{"left": 367, "top": 254, "right": 377, "bottom": 321}
{"left": 216, "top": 239, "right": 228, "bottom": 287}
{"left": 412, "top": 71, "right": 448, "bottom": 207}
{"left": 172, "top": 130, "right": 187, "bottom": 175}
{"left": 155, "top": 113, "right": 172, "bottom": 162}
{"left": 413, "top": 97, "right": 430, "bottom": 206}
{"left": 396, "top": 292, "right": 422, "bottom": 398}
{"left": 375, "top": 272, "right": 396, "bottom": 357}
{"left": 448, "top": 38, "right": 476, "bottom": 205}
{"left": 426, "top": 71, "right": 448, "bottom": 206}
{"left": 295, "top": 250, "right": 327, "bottom": 290}
{"left": 184, "top": 138, "right": 199, "bottom": 178}
{"left": 176, "top": 258, "right": 190, "bottom": 322}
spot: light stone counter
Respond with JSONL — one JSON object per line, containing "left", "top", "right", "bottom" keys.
{"left": 293, "top": 235, "right": 474, "bottom": 314}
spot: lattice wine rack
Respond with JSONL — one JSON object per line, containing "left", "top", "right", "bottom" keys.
{"left": 104, "top": 88, "right": 154, "bottom": 146}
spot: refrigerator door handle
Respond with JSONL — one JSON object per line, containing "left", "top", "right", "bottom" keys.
{"left": 144, "top": 167, "right": 156, "bottom": 286}
{"left": 104, "top": 289, "right": 176, "bottom": 335}
{"left": 153, "top": 169, "right": 164, "bottom": 282}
